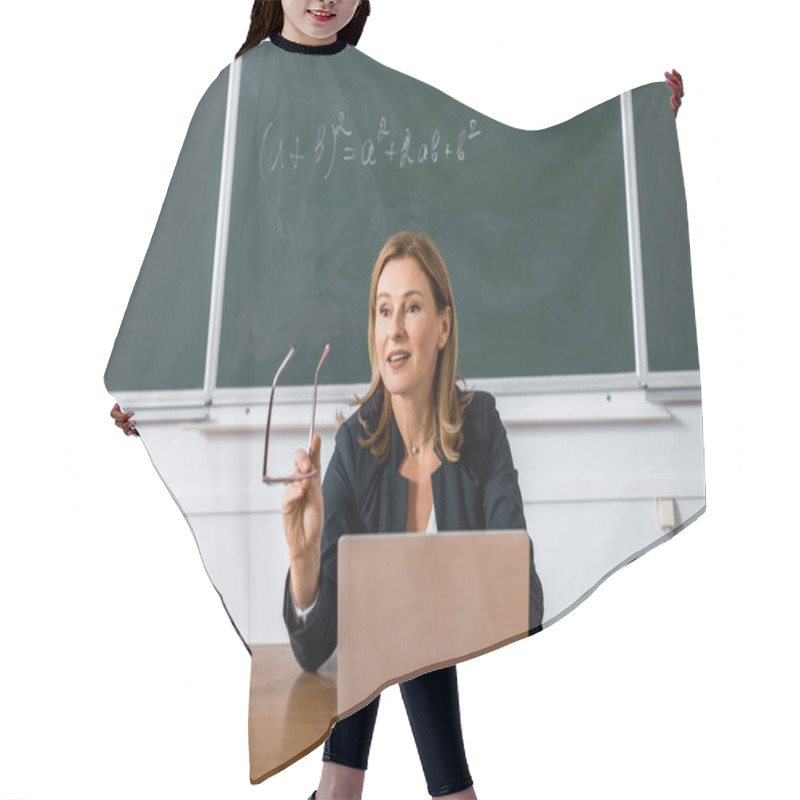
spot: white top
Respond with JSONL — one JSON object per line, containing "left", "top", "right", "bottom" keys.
{"left": 426, "top": 504, "right": 437, "bottom": 533}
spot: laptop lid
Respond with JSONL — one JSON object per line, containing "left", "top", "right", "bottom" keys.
{"left": 337, "top": 530, "right": 530, "bottom": 716}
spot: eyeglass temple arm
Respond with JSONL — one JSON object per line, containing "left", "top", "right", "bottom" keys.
{"left": 308, "top": 343, "right": 331, "bottom": 453}
{"left": 263, "top": 345, "right": 297, "bottom": 479}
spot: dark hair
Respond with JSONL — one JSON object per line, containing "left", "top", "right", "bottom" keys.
{"left": 236, "top": 1, "right": 371, "bottom": 59}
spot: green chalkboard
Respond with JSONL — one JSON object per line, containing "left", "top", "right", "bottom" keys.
{"left": 105, "top": 40, "right": 698, "bottom": 396}
{"left": 218, "top": 42, "right": 633, "bottom": 389}
{"left": 104, "top": 67, "right": 228, "bottom": 393}
{"left": 632, "top": 84, "right": 699, "bottom": 373}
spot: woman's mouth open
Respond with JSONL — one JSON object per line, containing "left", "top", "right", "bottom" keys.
{"left": 388, "top": 352, "right": 410, "bottom": 369}
{"left": 308, "top": 9, "right": 335, "bottom": 22}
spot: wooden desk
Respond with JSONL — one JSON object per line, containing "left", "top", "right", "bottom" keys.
{"left": 248, "top": 644, "right": 337, "bottom": 785}
{"left": 249, "top": 533, "right": 530, "bottom": 783}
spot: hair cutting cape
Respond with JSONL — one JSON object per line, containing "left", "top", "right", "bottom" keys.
{"left": 105, "top": 38, "right": 703, "bottom": 782}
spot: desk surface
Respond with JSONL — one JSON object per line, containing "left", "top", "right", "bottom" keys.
{"left": 249, "top": 644, "right": 337, "bottom": 785}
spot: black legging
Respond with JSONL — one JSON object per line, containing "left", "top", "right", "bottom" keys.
{"left": 323, "top": 665, "right": 473, "bottom": 797}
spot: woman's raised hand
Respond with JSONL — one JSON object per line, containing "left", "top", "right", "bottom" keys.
{"left": 110, "top": 403, "right": 139, "bottom": 436}
{"left": 665, "top": 69, "right": 684, "bottom": 115}
{"left": 282, "top": 435, "right": 324, "bottom": 560}
{"left": 283, "top": 435, "right": 324, "bottom": 610}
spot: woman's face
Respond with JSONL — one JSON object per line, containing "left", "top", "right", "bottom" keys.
{"left": 374, "top": 257, "right": 451, "bottom": 406}
{"left": 280, "top": 0, "right": 361, "bottom": 46}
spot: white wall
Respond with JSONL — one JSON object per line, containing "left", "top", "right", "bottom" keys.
{"left": 135, "top": 388, "right": 703, "bottom": 643}
{"left": 2, "top": 2, "right": 797, "bottom": 799}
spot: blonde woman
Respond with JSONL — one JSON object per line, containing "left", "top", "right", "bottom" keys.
{"left": 283, "top": 232, "right": 544, "bottom": 799}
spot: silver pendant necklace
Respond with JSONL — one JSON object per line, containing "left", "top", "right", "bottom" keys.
{"left": 408, "top": 433, "right": 432, "bottom": 455}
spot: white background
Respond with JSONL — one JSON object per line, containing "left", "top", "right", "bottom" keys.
{"left": 1, "top": 1, "right": 797, "bottom": 798}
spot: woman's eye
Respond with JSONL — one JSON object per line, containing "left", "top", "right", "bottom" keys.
{"left": 407, "top": 303, "right": 420, "bottom": 314}
{"left": 378, "top": 307, "right": 390, "bottom": 317}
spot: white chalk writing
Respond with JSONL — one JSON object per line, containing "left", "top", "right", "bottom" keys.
{"left": 259, "top": 113, "right": 482, "bottom": 181}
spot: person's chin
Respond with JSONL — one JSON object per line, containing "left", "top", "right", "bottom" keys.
{"left": 298, "top": 22, "right": 337, "bottom": 42}
{"left": 382, "top": 376, "right": 408, "bottom": 397}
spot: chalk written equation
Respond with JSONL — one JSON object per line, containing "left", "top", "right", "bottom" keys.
{"left": 259, "top": 112, "right": 482, "bottom": 182}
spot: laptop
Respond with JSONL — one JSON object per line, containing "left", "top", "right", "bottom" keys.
{"left": 337, "top": 530, "right": 530, "bottom": 716}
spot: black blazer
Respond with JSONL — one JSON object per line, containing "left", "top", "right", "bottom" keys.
{"left": 283, "top": 389, "right": 545, "bottom": 672}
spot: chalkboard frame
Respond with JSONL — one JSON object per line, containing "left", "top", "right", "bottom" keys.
{"left": 109, "top": 62, "right": 700, "bottom": 412}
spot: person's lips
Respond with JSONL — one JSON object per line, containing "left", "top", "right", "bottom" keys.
{"left": 308, "top": 9, "right": 335, "bottom": 22}
{"left": 387, "top": 350, "right": 410, "bottom": 367}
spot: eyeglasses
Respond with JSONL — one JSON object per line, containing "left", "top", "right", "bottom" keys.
{"left": 262, "top": 344, "right": 331, "bottom": 485}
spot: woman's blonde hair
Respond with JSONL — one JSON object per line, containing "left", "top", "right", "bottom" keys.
{"left": 355, "top": 232, "right": 472, "bottom": 464}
